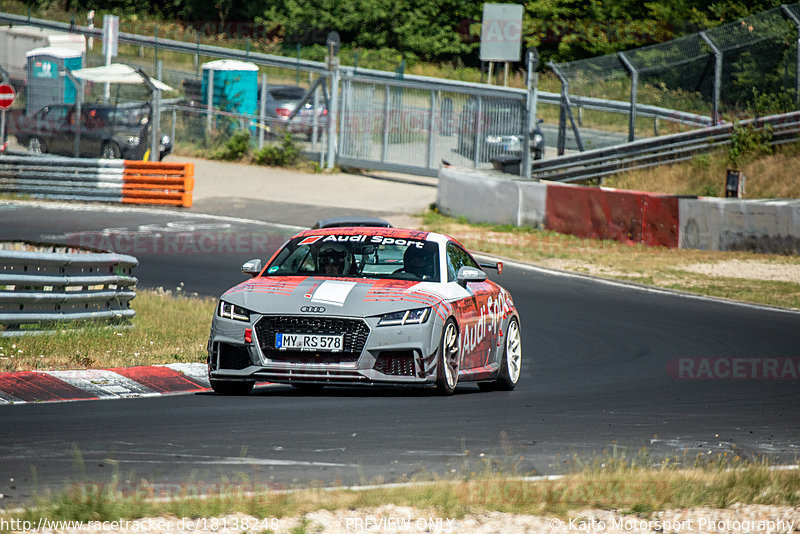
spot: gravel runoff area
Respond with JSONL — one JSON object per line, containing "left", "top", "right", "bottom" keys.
{"left": 6, "top": 504, "right": 799, "bottom": 533}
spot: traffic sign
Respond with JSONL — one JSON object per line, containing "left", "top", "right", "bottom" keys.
{"left": 0, "top": 83, "right": 15, "bottom": 110}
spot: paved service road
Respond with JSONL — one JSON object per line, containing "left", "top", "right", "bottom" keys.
{"left": 0, "top": 203, "right": 798, "bottom": 505}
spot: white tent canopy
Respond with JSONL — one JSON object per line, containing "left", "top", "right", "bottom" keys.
{"left": 69, "top": 63, "right": 174, "bottom": 92}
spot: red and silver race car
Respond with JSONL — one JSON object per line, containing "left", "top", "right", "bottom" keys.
{"left": 207, "top": 226, "right": 522, "bottom": 395}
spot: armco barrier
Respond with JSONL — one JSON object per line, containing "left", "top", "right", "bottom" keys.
{"left": 0, "top": 155, "right": 193, "bottom": 207}
{"left": 679, "top": 197, "right": 800, "bottom": 254}
{"left": 0, "top": 247, "right": 138, "bottom": 337}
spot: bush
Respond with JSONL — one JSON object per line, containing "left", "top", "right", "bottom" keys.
{"left": 728, "top": 121, "right": 773, "bottom": 168}
{"left": 212, "top": 131, "right": 252, "bottom": 161}
{"left": 253, "top": 133, "right": 301, "bottom": 167}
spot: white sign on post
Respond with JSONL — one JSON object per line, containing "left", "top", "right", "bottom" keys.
{"left": 479, "top": 3, "right": 524, "bottom": 62}
{"left": 102, "top": 14, "right": 119, "bottom": 58}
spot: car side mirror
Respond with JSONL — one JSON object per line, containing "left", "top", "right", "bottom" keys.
{"left": 457, "top": 266, "right": 487, "bottom": 287}
{"left": 241, "top": 259, "right": 262, "bottom": 277}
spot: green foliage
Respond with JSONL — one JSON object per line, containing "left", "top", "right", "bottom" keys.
{"left": 748, "top": 88, "right": 797, "bottom": 116}
{"left": 253, "top": 133, "right": 301, "bottom": 167}
{"left": 728, "top": 121, "right": 773, "bottom": 167}
{"left": 212, "top": 131, "right": 252, "bottom": 161}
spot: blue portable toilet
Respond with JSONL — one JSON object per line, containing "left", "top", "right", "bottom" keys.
{"left": 200, "top": 59, "right": 258, "bottom": 115}
{"left": 25, "top": 46, "right": 83, "bottom": 115}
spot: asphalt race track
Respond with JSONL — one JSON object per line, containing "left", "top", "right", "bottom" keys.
{"left": 1, "top": 202, "right": 798, "bottom": 505}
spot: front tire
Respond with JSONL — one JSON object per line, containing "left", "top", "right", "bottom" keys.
{"left": 209, "top": 379, "right": 254, "bottom": 396}
{"left": 436, "top": 319, "right": 460, "bottom": 395}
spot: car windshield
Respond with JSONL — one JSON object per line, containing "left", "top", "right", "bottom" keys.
{"left": 265, "top": 234, "right": 440, "bottom": 282}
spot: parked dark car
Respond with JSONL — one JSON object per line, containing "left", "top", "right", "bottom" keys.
{"left": 261, "top": 84, "right": 328, "bottom": 139}
{"left": 456, "top": 98, "right": 545, "bottom": 162}
{"left": 11, "top": 103, "right": 172, "bottom": 160}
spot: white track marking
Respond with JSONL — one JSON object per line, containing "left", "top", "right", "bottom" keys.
{"left": 44, "top": 369, "right": 156, "bottom": 398}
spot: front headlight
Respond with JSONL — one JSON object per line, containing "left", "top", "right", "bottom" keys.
{"left": 533, "top": 134, "right": 543, "bottom": 144}
{"left": 218, "top": 300, "right": 251, "bottom": 322}
{"left": 377, "top": 307, "right": 430, "bottom": 326}
{"left": 126, "top": 136, "right": 140, "bottom": 146}
{"left": 486, "top": 135, "right": 503, "bottom": 144}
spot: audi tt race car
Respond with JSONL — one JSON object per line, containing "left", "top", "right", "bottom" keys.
{"left": 207, "top": 226, "right": 522, "bottom": 395}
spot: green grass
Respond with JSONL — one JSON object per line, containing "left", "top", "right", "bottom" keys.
{"left": 0, "top": 289, "right": 214, "bottom": 372}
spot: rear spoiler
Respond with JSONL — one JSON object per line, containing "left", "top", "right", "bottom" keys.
{"left": 479, "top": 261, "right": 504, "bottom": 274}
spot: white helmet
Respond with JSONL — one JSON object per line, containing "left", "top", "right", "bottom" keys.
{"left": 317, "top": 243, "right": 351, "bottom": 275}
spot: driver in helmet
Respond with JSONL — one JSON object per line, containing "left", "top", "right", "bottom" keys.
{"left": 402, "top": 242, "right": 437, "bottom": 280}
{"left": 317, "top": 243, "right": 350, "bottom": 276}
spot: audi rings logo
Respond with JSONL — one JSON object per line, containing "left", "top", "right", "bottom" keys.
{"left": 300, "top": 306, "right": 326, "bottom": 313}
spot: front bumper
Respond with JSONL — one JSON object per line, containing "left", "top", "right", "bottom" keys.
{"left": 208, "top": 313, "right": 441, "bottom": 387}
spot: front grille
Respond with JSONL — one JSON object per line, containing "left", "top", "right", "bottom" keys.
{"left": 254, "top": 315, "right": 370, "bottom": 363}
{"left": 374, "top": 350, "right": 415, "bottom": 376}
{"left": 217, "top": 342, "right": 252, "bottom": 370}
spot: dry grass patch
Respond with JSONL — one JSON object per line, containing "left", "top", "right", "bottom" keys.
{"left": 602, "top": 145, "right": 800, "bottom": 198}
{"left": 9, "top": 456, "right": 799, "bottom": 524}
{"left": 0, "top": 289, "right": 214, "bottom": 372}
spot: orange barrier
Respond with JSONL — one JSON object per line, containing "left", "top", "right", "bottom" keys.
{"left": 121, "top": 161, "right": 195, "bottom": 207}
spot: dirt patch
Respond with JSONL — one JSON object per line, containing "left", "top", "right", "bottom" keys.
{"left": 679, "top": 260, "right": 800, "bottom": 284}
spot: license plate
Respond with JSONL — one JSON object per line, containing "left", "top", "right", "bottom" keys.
{"left": 275, "top": 333, "right": 344, "bottom": 352}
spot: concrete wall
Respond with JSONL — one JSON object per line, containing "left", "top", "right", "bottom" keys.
{"left": 680, "top": 197, "right": 800, "bottom": 254}
{"left": 437, "top": 166, "right": 546, "bottom": 227}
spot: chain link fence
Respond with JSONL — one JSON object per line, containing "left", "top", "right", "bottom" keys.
{"left": 549, "top": 3, "right": 800, "bottom": 154}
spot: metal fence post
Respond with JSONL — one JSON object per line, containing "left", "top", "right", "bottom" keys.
{"left": 327, "top": 63, "right": 339, "bottom": 170}
{"left": 312, "top": 81, "right": 320, "bottom": 152}
{"left": 618, "top": 52, "right": 638, "bottom": 142}
{"left": 781, "top": 5, "right": 800, "bottom": 107}
{"left": 472, "top": 96, "right": 483, "bottom": 167}
{"left": 426, "top": 90, "right": 437, "bottom": 170}
{"left": 523, "top": 51, "right": 538, "bottom": 179}
{"left": 700, "top": 32, "right": 722, "bottom": 124}
{"left": 258, "top": 73, "right": 267, "bottom": 150}
{"left": 381, "top": 85, "right": 390, "bottom": 162}
{"left": 150, "top": 87, "right": 161, "bottom": 161}
{"left": 206, "top": 68, "right": 214, "bottom": 138}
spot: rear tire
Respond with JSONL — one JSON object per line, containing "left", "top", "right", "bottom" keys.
{"left": 479, "top": 317, "right": 522, "bottom": 391}
{"left": 27, "top": 136, "right": 45, "bottom": 154}
{"left": 436, "top": 319, "right": 460, "bottom": 395}
{"left": 101, "top": 141, "right": 121, "bottom": 159}
{"left": 209, "top": 379, "right": 254, "bottom": 396}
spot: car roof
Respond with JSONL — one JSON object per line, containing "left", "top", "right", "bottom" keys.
{"left": 295, "top": 226, "right": 431, "bottom": 240}
{"left": 311, "top": 217, "right": 393, "bottom": 229}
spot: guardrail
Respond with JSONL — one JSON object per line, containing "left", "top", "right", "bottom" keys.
{"left": 0, "top": 155, "right": 194, "bottom": 206}
{"left": 530, "top": 111, "right": 800, "bottom": 183}
{"left": 0, "top": 247, "right": 138, "bottom": 337}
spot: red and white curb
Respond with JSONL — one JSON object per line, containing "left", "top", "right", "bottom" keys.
{"left": 0, "top": 363, "right": 211, "bottom": 404}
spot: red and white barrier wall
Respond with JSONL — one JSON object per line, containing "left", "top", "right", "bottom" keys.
{"left": 438, "top": 166, "right": 800, "bottom": 254}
